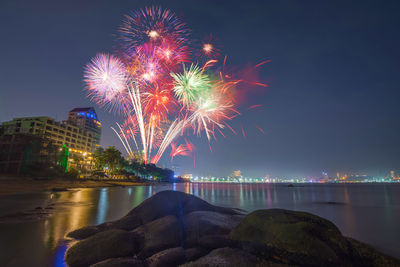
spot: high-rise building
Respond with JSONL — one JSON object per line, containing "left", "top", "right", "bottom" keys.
{"left": 67, "top": 107, "right": 101, "bottom": 146}
{"left": 0, "top": 107, "right": 101, "bottom": 172}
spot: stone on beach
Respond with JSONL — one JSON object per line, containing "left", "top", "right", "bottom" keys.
{"left": 65, "top": 229, "right": 140, "bottom": 267}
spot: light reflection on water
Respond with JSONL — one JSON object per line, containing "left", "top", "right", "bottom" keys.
{"left": 0, "top": 183, "right": 399, "bottom": 266}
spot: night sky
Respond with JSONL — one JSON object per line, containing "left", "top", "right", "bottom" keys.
{"left": 1, "top": 0, "right": 400, "bottom": 178}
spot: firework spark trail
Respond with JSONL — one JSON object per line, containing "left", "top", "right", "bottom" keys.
{"left": 152, "top": 119, "right": 187, "bottom": 163}
{"left": 127, "top": 84, "right": 148, "bottom": 162}
{"left": 84, "top": 6, "right": 267, "bottom": 166}
{"left": 256, "top": 125, "right": 265, "bottom": 134}
{"left": 129, "top": 126, "right": 140, "bottom": 150}
{"left": 248, "top": 104, "right": 262, "bottom": 110}
{"left": 170, "top": 140, "right": 194, "bottom": 162}
{"left": 111, "top": 126, "right": 133, "bottom": 158}
{"left": 116, "top": 122, "right": 134, "bottom": 157}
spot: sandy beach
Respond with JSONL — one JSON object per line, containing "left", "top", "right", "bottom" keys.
{"left": 0, "top": 175, "right": 149, "bottom": 196}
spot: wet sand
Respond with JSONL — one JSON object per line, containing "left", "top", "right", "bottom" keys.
{"left": 0, "top": 175, "right": 149, "bottom": 196}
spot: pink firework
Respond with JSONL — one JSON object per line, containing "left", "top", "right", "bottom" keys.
{"left": 84, "top": 53, "right": 128, "bottom": 112}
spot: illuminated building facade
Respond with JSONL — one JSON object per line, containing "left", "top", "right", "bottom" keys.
{"left": 0, "top": 107, "right": 101, "bottom": 171}
{"left": 233, "top": 170, "right": 242, "bottom": 178}
{"left": 67, "top": 107, "right": 101, "bottom": 146}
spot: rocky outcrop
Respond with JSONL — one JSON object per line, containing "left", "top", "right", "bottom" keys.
{"left": 65, "top": 191, "right": 399, "bottom": 267}
{"left": 229, "top": 209, "right": 350, "bottom": 266}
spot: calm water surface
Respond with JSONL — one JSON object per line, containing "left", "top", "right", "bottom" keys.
{"left": 0, "top": 183, "right": 399, "bottom": 266}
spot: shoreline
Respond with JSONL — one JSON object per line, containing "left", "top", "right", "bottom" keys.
{"left": 0, "top": 175, "right": 151, "bottom": 196}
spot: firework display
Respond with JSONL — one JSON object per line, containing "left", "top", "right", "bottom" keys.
{"left": 84, "top": 6, "right": 266, "bottom": 165}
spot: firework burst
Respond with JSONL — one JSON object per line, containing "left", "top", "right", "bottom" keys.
{"left": 84, "top": 6, "right": 266, "bottom": 165}
{"left": 84, "top": 53, "right": 128, "bottom": 112}
{"left": 119, "top": 6, "right": 189, "bottom": 51}
{"left": 171, "top": 64, "right": 211, "bottom": 107}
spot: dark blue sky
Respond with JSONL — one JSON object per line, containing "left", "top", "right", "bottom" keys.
{"left": 1, "top": 0, "right": 400, "bottom": 178}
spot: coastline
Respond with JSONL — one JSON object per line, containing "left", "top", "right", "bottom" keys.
{"left": 0, "top": 175, "right": 151, "bottom": 196}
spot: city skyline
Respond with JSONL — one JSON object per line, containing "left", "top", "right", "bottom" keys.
{"left": 1, "top": 1, "right": 400, "bottom": 177}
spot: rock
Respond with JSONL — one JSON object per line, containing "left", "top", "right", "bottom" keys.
{"left": 146, "top": 247, "right": 185, "bottom": 267}
{"left": 127, "top": 190, "right": 239, "bottom": 224}
{"left": 134, "top": 215, "right": 181, "bottom": 258}
{"left": 181, "top": 247, "right": 265, "bottom": 267}
{"left": 230, "top": 209, "right": 350, "bottom": 266}
{"left": 347, "top": 238, "right": 400, "bottom": 267}
{"left": 68, "top": 215, "right": 141, "bottom": 240}
{"left": 183, "top": 211, "right": 243, "bottom": 246}
{"left": 90, "top": 257, "right": 143, "bottom": 267}
{"left": 68, "top": 191, "right": 239, "bottom": 240}
{"left": 67, "top": 225, "right": 101, "bottom": 239}
{"left": 183, "top": 247, "right": 210, "bottom": 262}
{"left": 197, "top": 235, "right": 238, "bottom": 250}
{"left": 65, "top": 229, "right": 140, "bottom": 267}
{"left": 111, "top": 214, "right": 142, "bottom": 231}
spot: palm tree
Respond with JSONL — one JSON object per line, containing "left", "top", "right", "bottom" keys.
{"left": 103, "top": 146, "right": 122, "bottom": 173}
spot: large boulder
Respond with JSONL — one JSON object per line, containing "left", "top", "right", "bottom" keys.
{"left": 230, "top": 209, "right": 350, "bottom": 266}
{"left": 145, "top": 247, "right": 185, "bottom": 267}
{"left": 181, "top": 247, "right": 268, "bottom": 267}
{"left": 127, "top": 190, "right": 239, "bottom": 224}
{"left": 65, "top": 229, "right": 140, "bottom": 267}
{"left": 183, "top": 211, "right": 243, "bottom": 246}
{"left": 90, "top": 257, "right": 143, "bottom": 267}
{"left": 68, "top": 191, "right": 239, "bottom": 240}
{"left": 134, "top": 215, "right": 182, "bottom": 258}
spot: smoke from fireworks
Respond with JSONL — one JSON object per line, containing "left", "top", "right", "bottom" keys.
{"left": 84, "top": 6, "right": 266, "bottom": 165}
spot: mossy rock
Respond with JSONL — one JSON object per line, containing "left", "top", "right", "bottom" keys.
{"left": 65, "top": 229, "right": 139, "bottom": 267}
{"left": 347, "top": 237, "right": 400, "bottom": 266}
{"left": 230, "top": 209, "right": 349, "bottom": 266}
{"left": 181, "top": 247, "right": 271, "bottom": 267}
